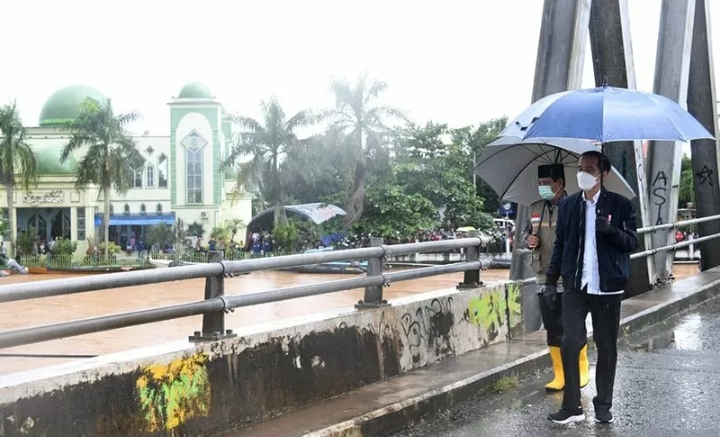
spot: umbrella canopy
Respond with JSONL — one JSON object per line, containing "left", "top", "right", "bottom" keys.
{"left": 475, "top": 136, "right": 636, "bottom": 206}
{"left": 456, "top": 226, "right": 476, "bottom": 233}
{"left": 501, "top": 85, "right": 714, "bottom": 143}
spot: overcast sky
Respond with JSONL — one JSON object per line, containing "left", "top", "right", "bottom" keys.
{"left": 2, "top": 0, "right": 719, "bottom": 137}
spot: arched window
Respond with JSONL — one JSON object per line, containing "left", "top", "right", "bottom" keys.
{"left": 127, "top": 164, "right": 142, "bottom": 188}
{"left": 140, "top": 204, "right": 147, "bottom": 214}
{"left": 157, "top": 153, "right": 168, "bottom": 188}
{"left": 123, "top": 204, "right": 130, "bottom": 215}
{"left": 186, "top": 147, "right": 203, "bottom": 204}
{"left": 146, "top": 165, "right": 155, "bottom": 188}
{"left": 156, "top": 203, "right": 163, "bottom": 214}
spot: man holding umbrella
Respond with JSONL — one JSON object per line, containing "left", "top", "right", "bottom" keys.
{"left": 521, "top": 164, "right": 590, "bottom": 393}
{"left": 545, "top": 151, "right": 639, "bottom": 425}
{"left": 494, "top": 82, "right": 713, "bottom": 425}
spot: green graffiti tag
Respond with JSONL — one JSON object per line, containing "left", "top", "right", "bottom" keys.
{"left": 507, "top": 282, "right": 523, "bottom": 326}
{"left": 466, "top": 288, "right": 507, "bottom": 339}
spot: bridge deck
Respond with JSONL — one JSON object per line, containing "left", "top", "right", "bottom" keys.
{"left": 223, "top": 265, "right": 716, "bottom": 437}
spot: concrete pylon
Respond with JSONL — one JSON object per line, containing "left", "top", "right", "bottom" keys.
{"left": 512, "top": 0, "right": 720, "bottom": 289}
{"left": 587, "top": 0, "right": 653, "bottom": 297}
{"left": 509, "top": 0, "right": 591, "bottom": 282}
{"left": 688, "top": 0, "right": 720, "bottom": 271}
{"left": 645, "top": 0, "right": 696, "bottom": 283}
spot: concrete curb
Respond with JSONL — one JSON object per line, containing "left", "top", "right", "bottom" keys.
{"left": 305, "top": 274, "right": 720, "bottom": 437}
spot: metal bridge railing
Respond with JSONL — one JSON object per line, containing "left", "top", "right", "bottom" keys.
{"left": 632, "top": 214, "right": 720, "bottom": 259}
{"left": 2, "top": 215, "right": 718, "bottom": 352}
{"left": 0, "top": 234, "right": 494, "bottom": 350}
{"left": 636, "top": 214, "right": 720, "bottom": 235}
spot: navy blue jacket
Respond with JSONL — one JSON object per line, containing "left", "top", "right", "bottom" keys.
{"left": 545, "top": 189, "right": 639, "bottom": 292}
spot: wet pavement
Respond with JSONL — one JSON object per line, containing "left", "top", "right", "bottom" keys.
{"left": 389, "top": 290, "right": 720, "bottom": 437}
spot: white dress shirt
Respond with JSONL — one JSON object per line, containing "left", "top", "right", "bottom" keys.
{"left": 581, "top": 191, "right": 623, "bottom": 296}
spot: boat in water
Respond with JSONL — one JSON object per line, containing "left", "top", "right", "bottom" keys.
{"left": 148, "top": 258, "right": 198, "bottom": 268}
{"left": 278, "top": 247, "right": 368, "bottom": 274}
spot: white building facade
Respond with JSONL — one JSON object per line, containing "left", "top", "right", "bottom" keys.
{"left": 6, "top": 82, "right": 252, "bottom": 254}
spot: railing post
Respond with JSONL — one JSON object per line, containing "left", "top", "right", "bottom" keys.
{"left": 355, "top": 237, "right": 389, "bottom": 309}
{"left": 457, "top": 230, "right": 482, "bottom": 289}
{"left": 189, "top": 250, "right": 237, "bottom": 342}
{"left": 689, "top": 233, "right": 695, "bottom": 260}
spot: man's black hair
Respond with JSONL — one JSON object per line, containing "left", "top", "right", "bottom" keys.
{"left": 580, "top": 151, "right": 611, "bottom": 173}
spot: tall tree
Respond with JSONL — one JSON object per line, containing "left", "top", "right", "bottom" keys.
{"left": 0, "top": 102, "right": 38, "bottom": 252}
{"left": 282, "top": 130, "right": 349, "bottom": 205}
{"left": 60, "top": 98, "right": 142, "bottom": 258}
{"left": 326, "top": 72, "right": 405, "bottom": 225}
{"left": 224, "top": 97, "right": 314, "bottom": 227}
{"left": 394, "top": 122, "right": 492, "bottom": 230}
{"left": 452, "top": 117, "right": 509, "bottom": 214}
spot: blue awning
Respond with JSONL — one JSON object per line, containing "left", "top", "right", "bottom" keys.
{"left": 94, "top": 213, "right": 176, "bottom": 227}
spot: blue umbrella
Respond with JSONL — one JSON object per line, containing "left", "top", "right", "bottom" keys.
{"left": 502, "top": 85, "right": 714, "bottom": 143}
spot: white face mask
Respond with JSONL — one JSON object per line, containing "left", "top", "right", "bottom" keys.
{"left": 577, "top": 171, "right": 599, "bottom": 191}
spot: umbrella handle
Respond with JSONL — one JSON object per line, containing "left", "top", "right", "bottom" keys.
{"left": 598, "top": 143, "right": 608, "bottom": 217}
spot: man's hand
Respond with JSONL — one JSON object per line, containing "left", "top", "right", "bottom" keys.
{"left": 540, "top": 285, "right": 559, "bottom": 311}
{"left": 526, "top": 235, "right": 540, "bottom": 249}
{"left": 595, "top": 216, "right": 612, "bottom": 234}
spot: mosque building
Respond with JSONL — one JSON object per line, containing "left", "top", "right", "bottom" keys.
{"left": 6, "top": 82, "right": 252, "bottom": 254}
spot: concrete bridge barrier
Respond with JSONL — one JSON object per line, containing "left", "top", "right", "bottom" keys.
{"left": 0, "top": 282, "right": 525, "bottom": 437}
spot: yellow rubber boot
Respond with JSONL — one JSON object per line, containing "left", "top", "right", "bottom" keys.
{"left": 545, "top": 346, "right": 564, "bottom": 391}
{"left": 579, "top": 344, "right": 590, "bottom": 388}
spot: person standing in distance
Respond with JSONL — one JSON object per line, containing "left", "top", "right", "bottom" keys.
{"left": 546, "top": 151, "right": 639, "bottom": 425}
{"left": 521, "top": 164, "right": 590, "bottom": 393}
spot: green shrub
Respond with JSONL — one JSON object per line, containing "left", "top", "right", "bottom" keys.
{"left": 16, "top": 227, "right": 38, "bottom": 255}
{"left": 100, "top": 241, "right": 121, "bottom": 255}
{"left": 52, "top": 238, "right": 78, "bottom": 255}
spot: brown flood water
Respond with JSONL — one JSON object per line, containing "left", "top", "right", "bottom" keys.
{"left": 0, "top": 264, "right": 700, "bottom": 375}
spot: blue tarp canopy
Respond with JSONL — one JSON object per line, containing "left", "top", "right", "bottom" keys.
{"left": 247, "top": 203, "right": 346, "bottom": 233}
{"left": 94, "top": 213, "right": 176, "bottom": 227}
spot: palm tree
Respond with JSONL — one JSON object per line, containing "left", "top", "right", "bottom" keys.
{"left": 60, "top": 98, "right": 142, "bottom": 258}
{"left": 0, "top": 102, "right": 38, "bottom": 252}
{"left": 224, "top": 97, "right": 315, "bottom": 227}
{"left": 326, "top": 72, "right": 405, "bottom": 225}
{"left": 147, "top": 218, "right": 188, "bottom": 260}
{"left": 146, "top": 223, "right": 174, "bottom": 251}
{"left": 225, "top": 218, "right": 246, "bottom": 242}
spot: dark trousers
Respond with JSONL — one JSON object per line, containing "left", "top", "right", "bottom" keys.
{"left": 538, "top": 294, "right": 563, "bottom": 347}
{"left": 561, "top": 288, "right": 622, "bottom": 411}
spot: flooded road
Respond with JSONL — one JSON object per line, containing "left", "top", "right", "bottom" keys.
{"left": 0, "top": 264, "right": 700, "bottom": 374}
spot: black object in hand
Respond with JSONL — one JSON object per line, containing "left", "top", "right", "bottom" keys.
{"left": 595, "top": 216, "right": 612, "bottom": 234}
{"left": 541, "top": 285, "right": 559, "bottom": 311}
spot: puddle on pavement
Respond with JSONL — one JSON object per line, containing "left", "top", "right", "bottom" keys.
{"left": 623, "top": 302, "right": 716, "bottom": 353}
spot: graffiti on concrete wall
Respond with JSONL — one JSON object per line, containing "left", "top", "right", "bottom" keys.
{"left": 507, "top": 283, "right": 523, "bottom": 327}
{"left": 135, "top": 353, "right": 211, "bottom": 432}
{"left": 399, "top": 297, "right": 456, "bottom": 362}
{"left": 465, "top": 287, "right": 507, "bottom": 341}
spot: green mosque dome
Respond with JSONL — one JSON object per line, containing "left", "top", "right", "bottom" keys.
{"left": 38, "top": 85, "right": 107, "bottom": 127}
{"left": 34, "top": 144, "right": 78, "bottom": 175}
{"left": 178, "top": 82, "right": 213, "bottom": 99}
